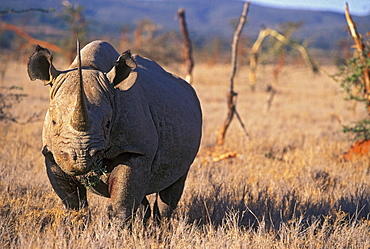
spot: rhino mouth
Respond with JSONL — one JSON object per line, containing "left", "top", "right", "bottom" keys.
{"left": 68, "top": 162, "right": 93, "bottom": 175}
{"left": 77, "top": 158, "right": 110, "bottom": 188}
{"left": 54, "top": 149, "right": 105, "bottom": 176}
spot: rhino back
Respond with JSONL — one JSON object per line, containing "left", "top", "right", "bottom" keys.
{"left": 109, "top": 55, "right": 202, "bottom": 192}
{"left": 69, "top": 40, "right": 119, "bottom": 73}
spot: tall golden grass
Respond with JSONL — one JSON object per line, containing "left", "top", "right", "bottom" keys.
{"left": 1, "top": 61, "right": 370, "bottom": 248}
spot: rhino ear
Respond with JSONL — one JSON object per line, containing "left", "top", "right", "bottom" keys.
{"left": 27, "top": 45, "right": 60, "bottom": 86}
{"left": 107, "top": 50, "right": 138, "bottom": 91}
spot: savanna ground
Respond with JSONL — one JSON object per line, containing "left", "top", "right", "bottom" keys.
{"left": 1, "top": 58, "right": 370, "bottom": 248}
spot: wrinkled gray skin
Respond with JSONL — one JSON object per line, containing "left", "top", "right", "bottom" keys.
{"left": 27, "top": 40, "right": 202, "bottom": 223}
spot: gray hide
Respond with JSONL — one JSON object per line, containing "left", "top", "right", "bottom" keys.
{"left": 27, "top": 40, "right": 202, "bottom": 222}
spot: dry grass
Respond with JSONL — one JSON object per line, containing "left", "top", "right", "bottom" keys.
{"left": 1, "top": 61, "right": 370, "bottom": 248}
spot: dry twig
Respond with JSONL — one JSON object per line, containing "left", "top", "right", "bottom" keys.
{"left": 345, "top": 3, "right": 370, "bottom": 113}
{"left": 0, "top": 22, "right": 61, "bottom": 53}
{"left": 249, "top": 27, "right": 317, "bottom": 111}
{"left": 217, "top": 1, "right": 251, "bottom": 145}
{"left": 0, "top": 8, "right": 54, "bottom": 15}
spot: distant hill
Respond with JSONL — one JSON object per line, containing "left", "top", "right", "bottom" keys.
{"left": 1, "top": 0, "right": 369, "bottom": 51}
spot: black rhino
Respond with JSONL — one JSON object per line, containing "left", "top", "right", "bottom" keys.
{"left": 27, "top": 40, "right": 202, "bottom": 222}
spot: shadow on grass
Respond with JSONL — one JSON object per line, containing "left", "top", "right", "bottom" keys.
{"left": 185, "top": 183, "right": 370, "bottom": 230}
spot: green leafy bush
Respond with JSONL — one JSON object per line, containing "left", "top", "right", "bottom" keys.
{"left": 335, "top": 44, "right": 370, "bottom": 141}
{"left": 343, "top": 118, "right": 370, "bottom": 141}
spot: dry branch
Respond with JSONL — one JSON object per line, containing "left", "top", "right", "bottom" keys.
{"left": 250, "top": 28, "right": 317, "bottom": 79}
{"left": 249, "top": 27, "right": 317, "bottom": 111}
{"left": 345, "top": 3, "right": 370, "bottom": 113}
{"left": 177, "top": 8, "right": 194, "bottom": 84}
{"left": 217, "top": 1, "right": 251, "bottom": 145}
{"left": 0, "top": 22, "right": 61, "bottom": 53}
{"left": 0, "top": 8, "right": 54, "bottom": 15}
{"left": 249, "top": 26, "right": 270, "bottom": 90}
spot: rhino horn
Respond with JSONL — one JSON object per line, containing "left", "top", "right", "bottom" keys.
{"left": 71, "top": 40, "right": 91, "bottom": 132}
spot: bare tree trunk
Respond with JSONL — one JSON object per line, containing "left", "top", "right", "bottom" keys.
{"left": 217, "top": 1, "right": 251, "bottom": 145}
{"left": 264, "top": 86, "right": 276, "bottom": 113}
{"left": 135, "top": 24, "right": 143, "bottom": 50}
{"left": 249, "top": 27, "right": 318, "bottom": 112}
{"left": 177, "top": 8, "right": 194, "bottom": 84}
{"left": 345, "top": 3, "right": 370, "bottom": 114}
{"left": 119, "top": 26, "right": 129, "bottom": 52}
{"left": 249, "top": 26, "right": 269, "bottom": 91}
{"left": 265, "top": 52, "right": 284, "bottom": 112}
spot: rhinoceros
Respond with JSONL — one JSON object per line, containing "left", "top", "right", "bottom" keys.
{"left": 27, "top": 40, "right": 202, "bottom": 222}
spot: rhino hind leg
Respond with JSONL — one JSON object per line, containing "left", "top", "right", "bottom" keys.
{"left": 44, "top": 151, "right": 88, "bottom": 210}
{"left": 154, "top": 172, "right": 188, "bottom": 222}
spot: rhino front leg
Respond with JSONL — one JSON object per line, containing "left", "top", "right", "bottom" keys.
{"left": 107, "top": 156, "right": 150, "bottom": 223}
{"left": 154, "top": 172, "right": 188, "bottom": 222}
{"left": 44, "top": 148, "right": 88, "bottom": 210}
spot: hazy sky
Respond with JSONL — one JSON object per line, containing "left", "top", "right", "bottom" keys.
{"left": 249, "top": 0, "right": 370, "bottom": 16}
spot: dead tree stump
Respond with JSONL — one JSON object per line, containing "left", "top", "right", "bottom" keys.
{"left": 217, "top": 1, "right": 251, "bottom": 145}
{"left": 177, "top": 8, "right": 194, "bottom": 84}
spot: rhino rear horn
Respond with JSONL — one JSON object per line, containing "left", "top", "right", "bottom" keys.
{"left": 27, "top": 45, "right": 60, "bottom": 86}
{"left": 107, "top": 50, "right": 138, "bottom": 91}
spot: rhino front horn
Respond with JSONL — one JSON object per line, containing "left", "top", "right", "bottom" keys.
{"left": 71, "top": 40, "right": 91, "bottom": 132}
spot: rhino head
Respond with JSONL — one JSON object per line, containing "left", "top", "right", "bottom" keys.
{"left": 28, "top": 41, "right": 137, "bottom": 176}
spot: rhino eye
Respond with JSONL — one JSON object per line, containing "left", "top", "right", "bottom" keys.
{"left": 52, "top": 120, "right": 57, "bottom": 125}
{"left": 106, "top": 121, "right": 111, "bottom": 129}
